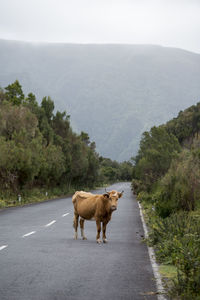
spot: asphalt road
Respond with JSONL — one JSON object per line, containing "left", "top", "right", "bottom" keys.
{"left": 0, "top": 182, "right": 158, "bottom": 300}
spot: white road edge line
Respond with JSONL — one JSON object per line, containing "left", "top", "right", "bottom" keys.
{"left": 138, "top": 201, "right": 167, "bottom": 300}
{"left": 62, "top": 213, "right": 69, "bottom": 217}
{"left": 45, "top": 220, "right": 56, "bottom": 227}
{"left": 22, "top": 231, "right": 36, "bottom": 238}
{"left": 0, "top": 245, "right": 8, "bottom": 251}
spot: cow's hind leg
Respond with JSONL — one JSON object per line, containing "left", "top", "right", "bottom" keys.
{"left": 96, "top": 220, "right": 102, "bottom": 244}
{"left": 80, "top": 218, "right": 87, "bottom": 240}
{"left": 73, "top": 213, "right": 79, "bottom": 239}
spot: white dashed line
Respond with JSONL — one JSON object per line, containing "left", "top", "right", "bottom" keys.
{"left": 62, "top": 213, "right": 69, "bottom": 217}
{"left": 0, "top": 245, "right": 8, "bottom": 251}
{"left": 22, "top": 231, "right": 36, "bottom": 238}
{"left": 45, "top": 220, "right": 56, "bottom": 227}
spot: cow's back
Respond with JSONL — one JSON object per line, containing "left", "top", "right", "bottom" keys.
{"left": 72, "top": 191, "right": 93, "bottom": 204}
{"left": 72, "top": 191, "right": 101, "bottom": 220}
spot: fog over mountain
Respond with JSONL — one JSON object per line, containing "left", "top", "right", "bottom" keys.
{"left": 0, "top": 39, "right": 200, "bottom": 161}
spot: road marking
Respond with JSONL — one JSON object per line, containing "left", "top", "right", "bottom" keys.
{"left": 22, "top": 231, "right": 36, "bottom": 238}
{"left": 0, "top": 245, "right": 8, "bottom": 251}
{"left": 62, "top": 213, "right": 69, "bottom": 217}
{"left": 138, "top": 202, "right": 166, "bottom": 300}
{"left": 45, "top": 220, "right": 56, "bottom": 227}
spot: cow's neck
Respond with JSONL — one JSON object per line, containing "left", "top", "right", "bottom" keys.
{"left": 105, "top": 202, "right": 112, "bottom": 216}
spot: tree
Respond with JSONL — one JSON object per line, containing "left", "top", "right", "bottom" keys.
{"left": 41, "top": 96, "right": 54, "bottom": 123}
{"left": 25, "top": 93, "right": 38, "bottom": 107}
{"left": 0, "top": 87, "right": 6, "bottom": 104}
{"left": 52, "top": 111, "right": 70, "bottom": 139}
{"left": 5, "top": 80, "right": 24, "bottom": 105}
{"left": 0, "top": 103, "right": 38, "bottom": 142}
{"left": 134, "top": 126, "right": 181, "bottom": 190}
{"left": 80, "top": 131, "right": 90, "bottom": 145}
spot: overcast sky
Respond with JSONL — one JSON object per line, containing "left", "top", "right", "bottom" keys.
{"left": 0, "top": 0, "right": 200, "bottom": 53}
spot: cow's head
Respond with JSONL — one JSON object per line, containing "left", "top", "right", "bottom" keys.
{"left": 103, "top": 190, "right": 124, "bottom": 212}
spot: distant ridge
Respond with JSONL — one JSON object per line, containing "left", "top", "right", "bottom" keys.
{"left": 0, "top": 39, "right": 200, "bottom": 160}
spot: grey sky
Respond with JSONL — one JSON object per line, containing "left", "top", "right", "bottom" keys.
{"left": 0, "top": 0, "right": 200, "bottom": 53}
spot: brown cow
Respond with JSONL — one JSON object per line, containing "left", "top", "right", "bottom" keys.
{"left": 72, "top": 190, "right": 124, "bottom": 243}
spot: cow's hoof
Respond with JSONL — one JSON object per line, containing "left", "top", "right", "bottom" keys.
{"left": 96, "top": 239, "right": 102, "bottom": 244}
{"left": 74, "top": 234, "right": 78, "bottom": 240}
{"left": 103, "top": 239, "right": 108, "bottom": 243}
{"left": 82, "top": 237, "right": 87, "bottom": 240}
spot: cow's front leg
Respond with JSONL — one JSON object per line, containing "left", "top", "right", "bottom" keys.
{"left": 102, "top": 221, "right": 108, "bottom": 243}
{"left": 96, "top": 220, "right": 102, "bottom": 244}
{"left": 80, "top": 218, "right": 87, "bottom": 240}
{"left": 73, "top": 213, "right": 79, "bottom": 239}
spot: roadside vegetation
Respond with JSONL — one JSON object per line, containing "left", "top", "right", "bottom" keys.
{"left": 0, "top": 80, "right": 132, "bottom": 208}
{"left": 132, "top": 103, "right": 200, "bottom": 299}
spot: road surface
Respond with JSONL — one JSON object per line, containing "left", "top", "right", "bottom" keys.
{"left": 0, "top": 182, "right": 158, "bottom": 300}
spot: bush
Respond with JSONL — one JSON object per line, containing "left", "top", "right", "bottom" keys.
{"left": 137, "top": 191, "right": 152, "bottom": 203}
{"left": 171, "top": 236, "right": 200, "bottom": 299}
{"left": 133, "top": 126, "right": 180, "bottom": 191}
{"left": 0, "top": 199, "right": 6, "bottom": 208}
{"left": 153, "top": 150, "right": 200, "bottom": 217}
{"left": 131, "top": 179, "right": 147, "bottom": 194}
{"left": 147, "top": 212, "right": 200, "bottom": 298}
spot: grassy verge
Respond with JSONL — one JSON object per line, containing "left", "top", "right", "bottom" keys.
{"left": 139, "top": 198, "right": 200, "bottom": 299}
{"left": 139, "top": 201, "right": 177, "bottom": 294}
{"left": 0, "top": 183, "right": 110, "bottom": 209}
{"left": 0, "top": 187, "right": 74, "bottom": 209}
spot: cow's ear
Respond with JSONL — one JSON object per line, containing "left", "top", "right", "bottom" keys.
{"left": 103, "top": 193, "right": 109, "bottom": 199}
{"left": 118, "top": 191, "right": 124, "bottom": 198}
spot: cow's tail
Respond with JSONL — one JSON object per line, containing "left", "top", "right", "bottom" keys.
{"left": 72, "top": 191, "right": 79, "bottom": 204}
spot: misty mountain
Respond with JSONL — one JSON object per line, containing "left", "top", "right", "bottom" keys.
{"left": 0, "top": 39, "right": 200, "bottom": 161}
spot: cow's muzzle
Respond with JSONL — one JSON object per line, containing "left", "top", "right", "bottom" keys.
{"left": 111, "top": 206, "right": 117, "bottom": 211}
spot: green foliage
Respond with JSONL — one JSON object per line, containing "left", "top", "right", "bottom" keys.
{"left": 0, "top": 81, "right": 105, "bottom": 196}
{"left": 0, "top": 103, "right": 38, "bottom": 141}
{"left": 133, "top": 102, "right": 200, "bottom": 298}
{"left": 133, "top": 102, "right": 200, "bottom": 215}
{"left": 119, "top": 161, "right": 133, "bottom": 180}
{"left": 41, "top": 96, "right": 54, "bottom": 122}
{"left": 99, "top": 157, "right": 133, "bottom": 183}
{"left": 0, "top": 80, "right": 131, "bottom": 202}
{"left": 0, "top": 87, "right": 6, "bottom": 103}
{"left": 131, "top": 179, "right": 145, "bottom": 194}
{"left": 80, "top": 131, "right": 90, "bottom": 145}
{"left": 166, "top": 103, "right": 200, "bottom": 144}
{"left": 5, "top": 80, "right": 24, "bottom": 105}
{"left": 147, "top": 212, "right": 200, "bottom": 299}
{"left": 134, "top": 126, "right": 180, "bottom": 191}
{"left": 38, "top": 144, "right": 66, "bottom": 185}
{"left": 152, "top": 150, "right": 200, "bottom": 217}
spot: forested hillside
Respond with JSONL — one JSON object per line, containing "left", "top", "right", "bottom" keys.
{"left": 132, "top": 103, "right": 200, "bottom": 298}
{"left": 0, "top": 81, "right": 132, "bottom": 207}
{"left": 1, "top": 39, "right": 200, "bottom": 160}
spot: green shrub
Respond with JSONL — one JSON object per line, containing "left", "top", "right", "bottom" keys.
{"left": 171, "top": 234, "right": 200, "bottom": 299}
{"left": 0, "top": 199, "right": 6, "bottom": 208}
{"left": 147, "top": 212, "right": 200, "bottom": 298}
{"left": 150, "top": 150, "right": 200, "bottom": 217}
{"left": 137, "top": 191, "right": 152, "bottom": 203}
{"left": 131, "top": 179, "right": 147, "bottom": 194}
{"left": 133, "top": 126, "right": 180, "bottom": 192}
